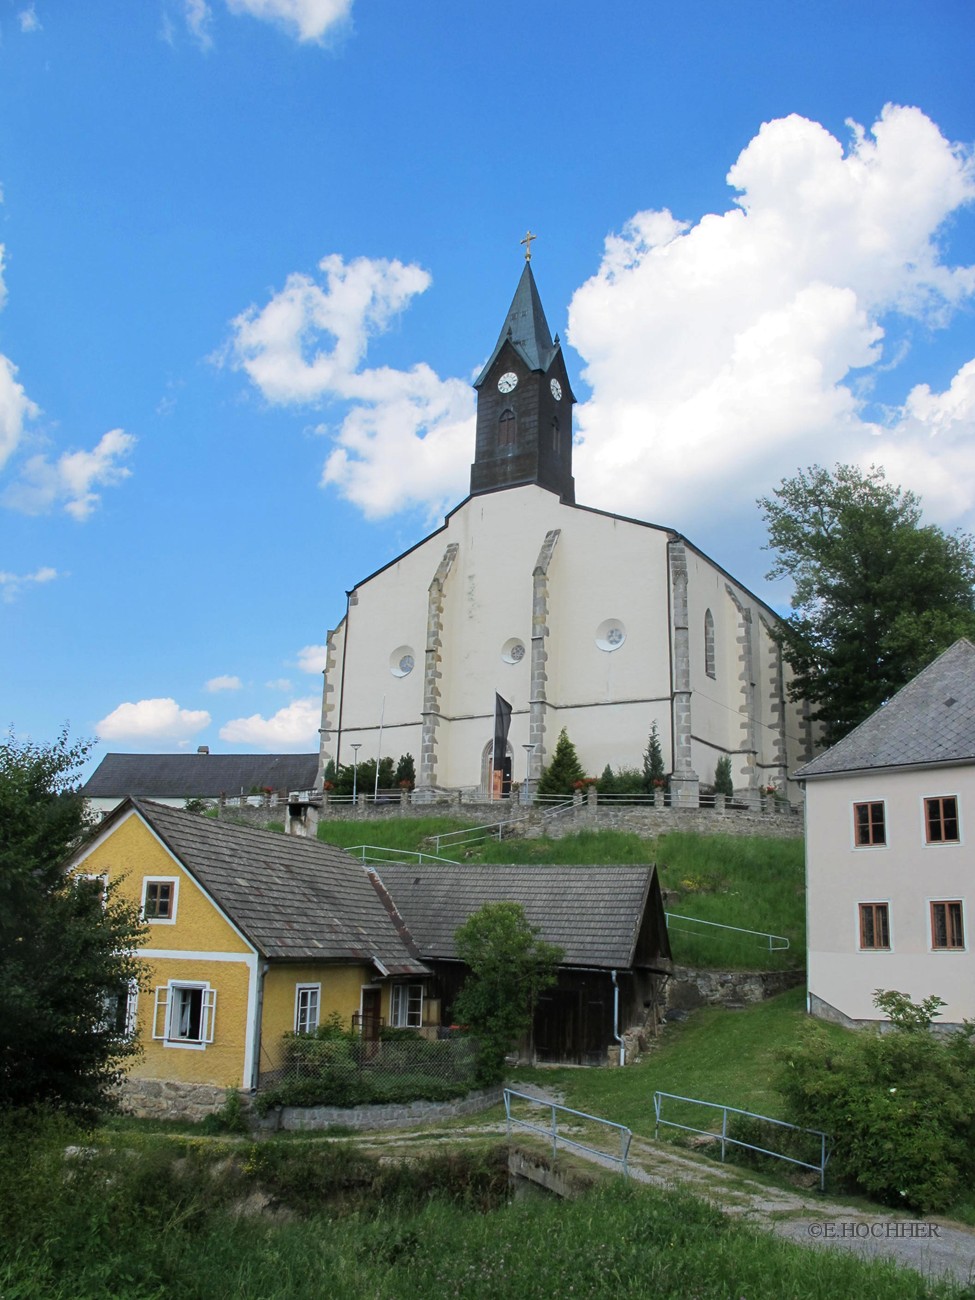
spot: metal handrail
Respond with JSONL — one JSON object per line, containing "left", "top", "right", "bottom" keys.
{"left": 504, "top": 1088, "right": 632, "bottom": 1177}
{"left": 653, "top": 1091, "right": 830, "bottom": 1190}
{"left": 347, "top": 844, "right": 461, "bottom": 866}
{"left": 431, "top": 799, "right": 574, "bottom": 854}
{"left": 665, "top": 912, "right": 790, "bottom": 951}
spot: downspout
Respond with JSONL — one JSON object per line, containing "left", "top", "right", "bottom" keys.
{"left": 611, "top": 969, "right": 626, "bottom": 1067}
{"left": 250, "top": 961, "right": 269, "bottom": 1092}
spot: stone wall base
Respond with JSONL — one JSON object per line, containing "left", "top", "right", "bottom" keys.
{"left": 120, "top": 1077, "right": 233, "bottom": 1123}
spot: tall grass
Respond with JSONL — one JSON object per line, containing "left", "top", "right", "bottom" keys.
{"left": 0, "top": 1115, "right": 962, "bottom": 1300}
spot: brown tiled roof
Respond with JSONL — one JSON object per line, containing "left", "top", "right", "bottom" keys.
{"left": 372, "top": 862, "right": 664, "bottom": 969}
{"left": 126, "top": 799, "right": 427, "bottom": 974}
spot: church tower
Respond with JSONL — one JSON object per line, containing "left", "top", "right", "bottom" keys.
{"left": 470, "top": 250, "right": 576, "bottom": 503}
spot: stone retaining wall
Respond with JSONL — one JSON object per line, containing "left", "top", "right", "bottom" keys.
{"left": 257, "top": 1086, "right": 503, "bottom": 1133}
{"left": 664, "top": 964, "right": 804, "bottom": 1012}
{"left": 121, "top": 1077, "right": 233, "bottom": 1123}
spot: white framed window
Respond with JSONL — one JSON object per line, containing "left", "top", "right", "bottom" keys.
{"left": 930, "top": 900, "right": 965, "bottom": 951}
{"left": 152, "top": 982, "right": 216, "bottom": 1048}
{"left": 853, "top": 801, "right": 886, "bottom": 847}
{"left": 103, "top": 980, "right": 138, "bottom": 1037}
{"left": 142, "top": 876, "right": 179, "bottom": 924}
{"left": 924, "top": 795, "right": 960, "bottom": 845}
{"left": 858, "top": 902, "right": 891, "bottom": 951}
{"left": 294, "top": 984, "right": 321, "bottom": 1035}
{"left": 390, "top": 983, "right": 424, "bottom": 1029}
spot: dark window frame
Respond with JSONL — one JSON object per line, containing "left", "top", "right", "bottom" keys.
{"left": 853, "top": 801, "right": 886, "bottom": 847}
{"left": 858, "top": 902, "right": 890, "bottom": 950}
{"left": 925, "top": 796, "right": 959, "bottom": 844}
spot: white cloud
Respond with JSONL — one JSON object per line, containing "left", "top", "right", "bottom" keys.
{"left": 296, "top": 644, "right": 328, "bottom": 673}
{"left": 0, "top": 565, "right": 57, "bottom": 603}
{"left": 226, "top": 253, "right": 473, "bottom": 518}
{"left": 184, "top": 0, "right": 214, "bottom": 49}
{"left": 18, "top": 5, "right": 41, "bottom": 33}
{"left": 266, "top": 677, "right": 293, "bottom": 691}
{"left": 220, "top": 696, "right": 320, "bottom": 747}
{"left": 205, "top": 674, "right": 243, "bottom": 692}
{"left": 96, "top": 697, "right": 211, "bottom": 741}
{"left": 224, "top": 0, "right": 352, "bottom": 44}
{"left": 0, "top": 353, "right": 40, "bottom": 473}
{"left": 4, "top": 428, "right": 136, "bottom": 519}
{"left": 567, "top": 105, "right": 975, "bottom": 532}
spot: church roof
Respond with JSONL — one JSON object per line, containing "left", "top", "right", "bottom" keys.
{"left": 81, "top": 751, "right": 319, "bottom": 799}
{"left": 794, "top": 639, "right": 975, "bottom": 779}
{"left": 474, "top": 262, "right": 560, "bottom": 386}
{"left": 115, "top": 799, "right": 429, "bottom": 974}
{"left": 371, "top": 862, "right": 669, "bottom": 970}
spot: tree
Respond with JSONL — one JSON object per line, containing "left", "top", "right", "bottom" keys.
{"left": 713, "top": 755, "right": 734, "bottom": 798}
{"left": 642, "top": 721, "right": 666, "bottom": 793}
{"left": 453, "top": 902, "right": 563, "bottom": 1084}
{"left": 759, "top": 464, "right": 975, "bottom": 744}
{"left": 536, "top": 728, "right": 586, "bottom": 797}
{"left": 0, "top": 730, "right": 146, "bottom": 1118}
{"left": 394, "top": 753, "right": 415, "bottom": 789}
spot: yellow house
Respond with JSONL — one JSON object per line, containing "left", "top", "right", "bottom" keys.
{"left": 68, "top": 799, "right": 431, "bottom": 1115}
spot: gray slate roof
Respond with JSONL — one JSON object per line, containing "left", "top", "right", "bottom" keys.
{"left": 474, "top": 262, "right": 561, "bottom": 386}
{"left": 373, "top": 862, "right": 661, "bottom": 969}
{"left": 795, "top": 639, "right": 975, "bottom": 779}
{"left": 122, "top": 799, "right": 427, "bottom": 974}
{"left": 82, "top": 752, "right": 319, "bottom": 798}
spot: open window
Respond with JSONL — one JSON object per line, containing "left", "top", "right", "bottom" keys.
{"left": 390, "top": 983, "right": 423, "bottom": 1029}
{"left": 153, "top": 982, "right": 216, "bottom": 1047}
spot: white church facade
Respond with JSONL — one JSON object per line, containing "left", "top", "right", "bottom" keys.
{"left": 317, "top": 259, "right": 814, "bottom": 801}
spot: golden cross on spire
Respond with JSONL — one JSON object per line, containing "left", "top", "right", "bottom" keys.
{"left": 521, "top": 229, "right": 537, "bottom": 262}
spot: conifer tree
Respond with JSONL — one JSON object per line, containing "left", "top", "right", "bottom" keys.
{"left": 536, "top": 729, "right": 586, "bottom": 797}
{"left": 642, "top": 721, "right": 666, "bottom": 792}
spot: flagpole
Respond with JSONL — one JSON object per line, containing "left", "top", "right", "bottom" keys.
{"left": 374, "top": 695, "right": 385, "bottom": 801}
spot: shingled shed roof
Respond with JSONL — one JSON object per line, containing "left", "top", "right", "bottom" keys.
{"left": 118, "top": 799, "right": 427, "bottom": 974}
{"left": 372, "top": 863, "right": 669, "bottom": 970}
{"left": 81, "top": 752, "right": 319, "bottom": 799}
{"left": 795, "top": 639, "right": 975, "bottom": 780}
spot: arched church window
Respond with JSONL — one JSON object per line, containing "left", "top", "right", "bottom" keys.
{"left": 551, "top": 416, "right": 560, "bottom": 453}
{"left": 499, "top": 408, "right": 516, "bottom": 449}
{"left": 704, "top": 608, "right": 716, "bottom": 678}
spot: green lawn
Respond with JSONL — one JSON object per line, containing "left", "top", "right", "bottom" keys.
{"left": 511, "top": 986, "right": 850, "bottom": 1135}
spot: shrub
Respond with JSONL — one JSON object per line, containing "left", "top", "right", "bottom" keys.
{"left": 778, "top": 990, "right": 975, "bottom": 1211}
{"left": 536, "top": 728, "right": 585, "bottom": 797}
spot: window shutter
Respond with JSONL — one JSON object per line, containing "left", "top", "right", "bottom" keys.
{"left": 202, "top": 988, "right": 217, "bottom": 1044}
{"left": 152, "top": 986, "right": 169, "bottom": 1040}
{"left": 125, "top": 983, "right": 139, "bottom": 1036}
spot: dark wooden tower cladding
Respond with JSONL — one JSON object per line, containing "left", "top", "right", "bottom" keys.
{"left": 470, "top": 261, "right": 576, "bottom": 503}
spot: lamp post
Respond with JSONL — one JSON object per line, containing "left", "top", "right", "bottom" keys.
{"left": 522, "top": 743, "right": 537, "bottom": 803}
{"left": 350, "top": 742, "right": 362, "bottom": 806}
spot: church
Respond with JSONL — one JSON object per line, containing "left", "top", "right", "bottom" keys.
{"left": 317, "top": 252, "right": 814, "bottom": 802}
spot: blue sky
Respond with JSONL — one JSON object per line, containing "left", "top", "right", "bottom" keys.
{"left": 2, "top": 0, "right": 974, "bottom": 776}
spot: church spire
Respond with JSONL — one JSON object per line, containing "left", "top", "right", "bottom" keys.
{"left": 470, "top": 251, "right": 575, "bottom": 503}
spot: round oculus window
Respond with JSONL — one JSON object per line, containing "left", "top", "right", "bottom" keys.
{"left": 501, "top": 638, "right": 527, "bottom": 665}
{"left": 595, "top": 620, "right": 626, "bottom": 652}
{"left": 389, "top": 645, "right": 416, "bottom": 677}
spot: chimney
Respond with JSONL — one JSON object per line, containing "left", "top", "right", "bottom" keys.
{"left": 197, "top": 746, "right": 209, "bottom": 755}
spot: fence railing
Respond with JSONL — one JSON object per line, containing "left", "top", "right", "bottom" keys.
{"left": 504, "top": 1088, "right": 632, "bottom": 1177}
{"left": 348, "top": 844, "right": 461, "bottom": 867}
{"left": 653, "top": 1091, "right": 830, "bottom": 1190}
{"left": 664, "top": 913, "right": 790, "bottom": 951}
{"left": 260, "top": 1031, "right": 480, "bottom": 1095}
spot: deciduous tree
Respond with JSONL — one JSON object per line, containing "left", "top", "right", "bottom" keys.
{"left": 759, "top": 464, "right": 975, "bottom": 744}
{"left": 453, "top": 902, "right": 562, "bottom": 1084}
{"left": 0, "top": 730, "right": 146, "bottom": 1118}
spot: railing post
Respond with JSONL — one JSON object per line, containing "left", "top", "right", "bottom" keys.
{"left": 720, "top": 1106, "right": 728, "bottom": 1162}
{"left": 551, "top": 1104, "right": 558, "bottom": 1161}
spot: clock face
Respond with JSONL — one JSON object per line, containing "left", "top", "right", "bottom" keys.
{"left": 550, "top": 378, "right": 562, "bottom": 401}
{"left": 497, "top": 372, "right": 518, "bottom": 394}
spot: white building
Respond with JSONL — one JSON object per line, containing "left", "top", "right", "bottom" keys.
{"left": 318, "top": 259, "right": 814, "bottom": 801}
{"left": 797, "top": 639, "right": 975, "bottom": 1027}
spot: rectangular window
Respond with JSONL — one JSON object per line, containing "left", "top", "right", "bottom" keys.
{"left": 859, "top": 902, "right": 890, "bottom": 950}
{"left": 142, "top": 877, "right": 179, "bottom": 922}
{"left": 925, "top": 796, "right": 960, "bottom": 844}
{"left": 153, "top": 983, "right": 216, "bottom": 1046}
{"left": 390, "top": 983, "right": 423, "bottom": 1029}
{"left": 294, "top": 984, "right": 321, "bottom": 1035}
{"left": 931, "top": 901, "right": 965, "bottom": 950}
{"left": 103, "top": 981, "right": 138, "bottom": 1037}
{"left": 853, "top": 801, "right": 886, "bottom": 847}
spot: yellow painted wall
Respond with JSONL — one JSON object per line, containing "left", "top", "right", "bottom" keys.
{"left": 74, "top": 810, "right": 257, "bottom": 1088}
{"left": 260, "top": 963, "right": 373, "bottom": 1073}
